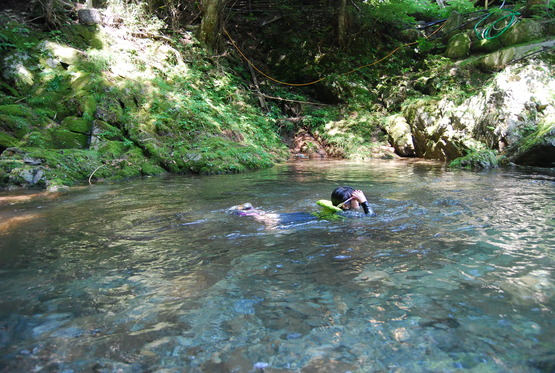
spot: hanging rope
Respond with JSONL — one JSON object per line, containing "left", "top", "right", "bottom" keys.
{"left": 223, "top": 21, "right": 446, "bottom": 87}
{"left": 474, "top": 10, "right": 520, "bottom": 40}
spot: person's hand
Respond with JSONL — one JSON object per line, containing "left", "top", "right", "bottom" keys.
{"left": 351, "top": 190, "right": 367, "bottom": 203}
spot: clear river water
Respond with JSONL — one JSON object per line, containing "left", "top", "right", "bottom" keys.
{"left": 0, "top": 159, "right": 554, "bottom": 373}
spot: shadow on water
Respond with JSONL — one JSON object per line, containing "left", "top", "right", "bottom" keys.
{"left": 0, "top": 159, "right": 554, "bottom": 372}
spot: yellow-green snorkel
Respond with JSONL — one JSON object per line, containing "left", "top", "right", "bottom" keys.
{"left": 315, "top": 199, "right": 345, "bottom": 220}
{"left": 316, "top": 199, "right": 342, "bottom": 213}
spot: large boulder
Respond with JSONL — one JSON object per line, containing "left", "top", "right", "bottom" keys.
{"left": 382, "top": 60, "right": 555, "bottom": 166}
{"left": 383, "top": 114, "right": 416, "bottom": 156}
{"left": 478, "top": 39, "right": 555, "bottom": 71}
{"left": 499, "top": 18, "right": 545, "bottom": 46}
{"left": 510, "top": 114, "right": 555, "bottom": 167}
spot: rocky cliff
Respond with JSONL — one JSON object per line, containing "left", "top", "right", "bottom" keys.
{"left": 383, "top": 14, "right": 555, "bottom": 168}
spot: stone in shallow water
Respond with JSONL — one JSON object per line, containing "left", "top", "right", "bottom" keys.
{"left": 301, "top": 357, "right": 357, "bottom": 373}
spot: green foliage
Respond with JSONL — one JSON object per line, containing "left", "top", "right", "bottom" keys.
{"left": 517, "top": 120, "right": 555, "bottom": 153}
{"left": 0, "top": 132, "right": 19, "bottom": 149}
{"left": 362, "top": 0, "right": 441, "bottom": 26}
{"left": 0, "top": 8, "right": 293, "bottom": 188}
{"left": 438, "top": 0, "right": 479, "bottom": 17}
{"left": 528, "top": 2, "right": 554, "bottom": 19}
{"left": 0, "top": 32, "right": 16, "bottom": 51}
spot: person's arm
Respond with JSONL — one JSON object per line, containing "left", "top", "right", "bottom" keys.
{"left": 360, "top": 201, "right": 373, "bottom": 215}
{"left": 352, "top": 190, "right": 373, "bottom": 215}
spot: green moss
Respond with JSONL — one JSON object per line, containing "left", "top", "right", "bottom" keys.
{"left": 48, "top": 128, "right": 89, "bottom": 149}
{"left": 0, "top": 132, "right": 20, "bottom": 149}
{"left": 95, "top": 96, "right": 124, "bottom": 124}
{"left": 449, "top": 149, "right": 499, "bottom": 169}
{"left": 0, "top": 104, "right": 36, "bottom": 118}
{"left": 70, "top": 72, "right": 95, "bottom": 92}
{"left": 180, "top": 136, "right": 277, "bottom": 174}
{"left": 96, "top": 140, "right": 126, "bottom": 158}
{"left": 61, "top": 116, "right": 92, "bottom": 134}
{"left": 81, "top": 95, "right": 97, "bottom": 118}
{"left": 92, "top": 120, "right": 124, "bottom": 141}
{"left": 140, "top": 162, "right": 165, "bottom": 176}
{"left": 66, "top": 24, "right": 105, "bottom": 50}
{"left": 27, "top": 91, "right": 76, "bottom": 121}
{"left": 22, "top": 131, "right": 54, "bottom": 148}
{"left": 0, "top": 114, "right": 31, "bottom": 138}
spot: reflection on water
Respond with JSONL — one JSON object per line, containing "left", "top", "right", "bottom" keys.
{"left": 1, "top": 159, "right": 554, "bottom": 372}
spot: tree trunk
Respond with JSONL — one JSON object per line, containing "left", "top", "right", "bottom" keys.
{"left": 338, "top": 0, "right": 348, "bottom": 48}
{"left": 199, "top": 0, "right": 223, "bottom": 50}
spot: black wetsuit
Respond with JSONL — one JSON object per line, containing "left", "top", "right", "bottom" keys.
{"left": 360, "top": 201, "right": 372, "bottom": 215}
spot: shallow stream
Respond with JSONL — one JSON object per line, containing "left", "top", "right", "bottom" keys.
{"left": 1, "top": 159, "right": 554, "bottom": 372}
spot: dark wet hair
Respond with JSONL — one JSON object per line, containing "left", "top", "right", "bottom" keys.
{"left": 331, "top": 186, "right": 355, "bottom": 206}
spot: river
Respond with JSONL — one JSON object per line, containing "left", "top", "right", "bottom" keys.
{"left": 0, "top": 159, "right": 554, "bottom": 372}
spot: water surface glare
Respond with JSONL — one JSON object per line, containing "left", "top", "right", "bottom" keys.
{"left": 1, "top": 159, "right": 554, "bottom": 372}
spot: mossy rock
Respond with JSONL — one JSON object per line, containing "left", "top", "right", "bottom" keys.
{"left": 1, "top": 51, "right": 36, "bottom": 91}
{"left": 0, "top": 104, "right": 36, "bottom": 118}
{"left": 0, "top": 114, "right": 31, "bottom": 138}
{"left": 542, "top": 19, "right": 555, "bottom": 35}
{"left": 0, "top": 132, "right": 20, "bottom": 150}
{"left": 22, "top": 130, "right": 54, "bottom": 148}
{"left": 40, "top": 41, "right": 86, "bottom": 66}
{"left": 446, "top": 32, "right": 471, "bottom": 60}
{"left": 95, "top": 97, "right": 124, "bottom": 124}
{"left": 90, "top": 120, "right": 124, "bottom": 150}
{"left": 97, "top": 140, "right": 126, "bottom": 158}
{"left": 0, "top": 168, "right": 9, "bottom": 188}
{"left": 8, "top": 166, "right": 47, "bottom": 187}
{"left": 61, "top": 116, "right": 92, "bottom": 134}
{"left": 94, "top": 120, "right": 123, "bottom": 140}
{"left": 499, "top": 19, "right": 544, "bottom": 47}
{"left": 140, "top": 162, "right": 165, "bottom": 176}
{"left": 0, "top": 104, "right": 35, "bottom": 136}
{"left": 81, "top": 95, "right": 97, "bottom": 118}
{"left": 71, "top": 24, "right": 105, "bottom": 50}
{"left": 478, "top": 47, "right": 516, "bottom": 71}
{"left": 70, "top": 72, "right": 95, "bottom": 92}
{"left": 382, "top": 114, "right": 416, "bottom": 157}
{"left": 48, "top": 128, "right": 89, "bottom": 149}
{"left": 29, "top": 92, "right": 76, "bottom": 121}
{"left": 471, "top": 36, "right": 503, "bottom": 53}
{"left": 478, "top": 40, "right": 555, "bottom": 71}
{"left": 442, "top": 11, "right": 464, "bottom": 41}
{"left": 449, "top": 149, "right": 499, "bottom": 169}
{"left": 510, "top": 117, "right": 555, "bottom": 167}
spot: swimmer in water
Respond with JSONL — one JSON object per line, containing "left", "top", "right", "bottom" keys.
{"left": 227, "top": 202, "right": 263, "bottom": 216}
{"left": 228, "top": 202, "right": 317, "bottom": 228}
{"left": 331, "top": 186, "right": 373, "bottom": 215}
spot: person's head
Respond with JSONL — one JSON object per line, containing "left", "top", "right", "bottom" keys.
{"left": 331, "top": 186, "right": 357, "bottom": 210}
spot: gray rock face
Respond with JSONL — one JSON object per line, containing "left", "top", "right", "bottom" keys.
{"left": 383, "top": 60, "right": 555, "bottom": 166}
{"left": 78, "top": 9, "right": 101, "bottom": 25}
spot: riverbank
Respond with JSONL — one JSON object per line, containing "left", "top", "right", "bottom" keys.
{"left": 1, "top": 3, "right": 554, "bottom": 191}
